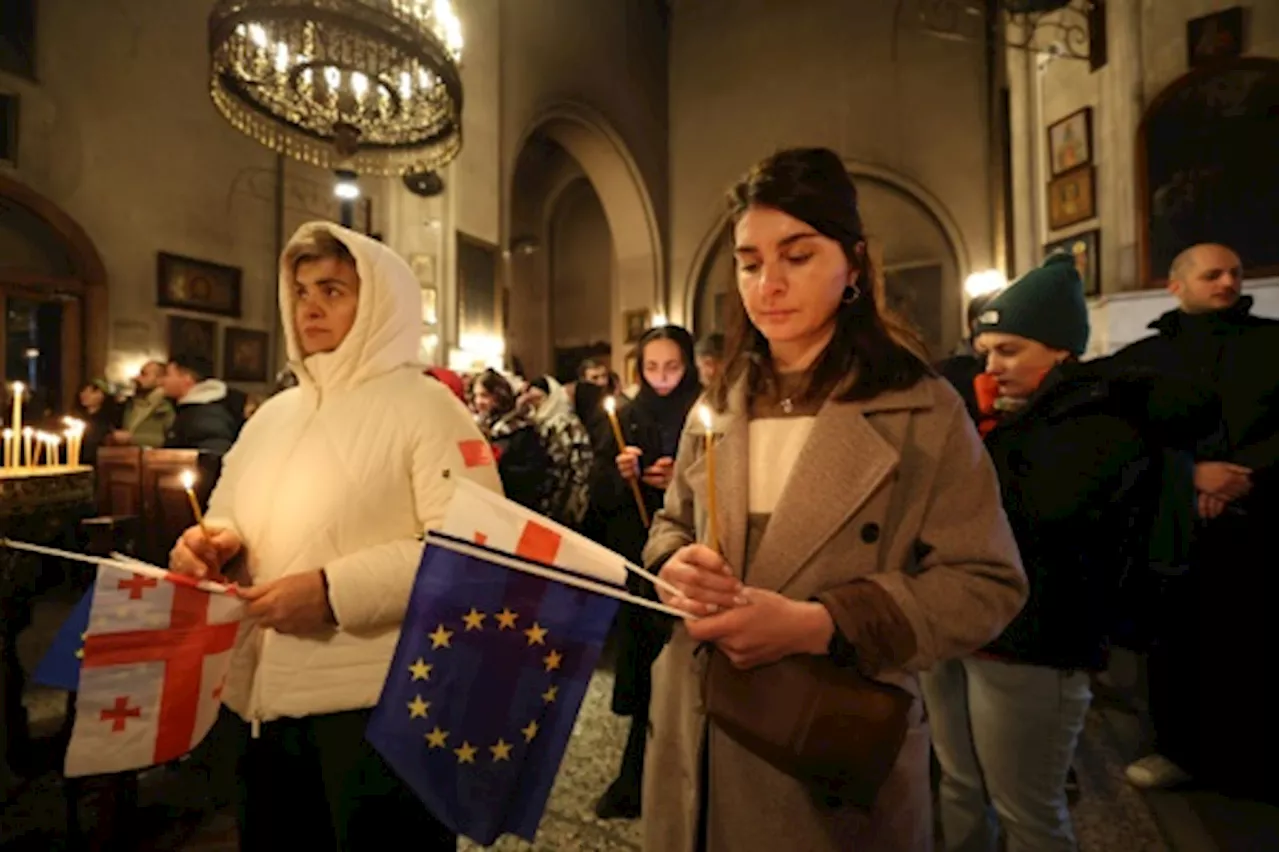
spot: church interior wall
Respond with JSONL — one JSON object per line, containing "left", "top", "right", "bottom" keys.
{"left": 668, "top": 0, "right": 995, "bottom": 342}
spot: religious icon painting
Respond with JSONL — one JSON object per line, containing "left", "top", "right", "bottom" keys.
{"left": 1047, "top": 107, "right": 1093, "bottom": 177}
{"left": 166, "top": 315, "right": 217, "bottom": 369}
{"left": 1047, "top": 166, "right": 1096, "bottom": 231}
{"left": 222, "top": 327, "right": 270, "bottom": 383}
{"left": 156, "top": 252, "right": 242, "bottom": 318}
{"left": 1044, "top": 229, "right": 1101, "bottom": 298}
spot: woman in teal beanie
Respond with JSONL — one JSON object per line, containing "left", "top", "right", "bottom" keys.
{"left": 922, "top": 253, "right": 1217, "bottom": 852}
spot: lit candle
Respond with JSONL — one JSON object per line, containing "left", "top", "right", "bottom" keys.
{"left": 68, "top": 420, "right": 85, "bottom": 467}
{"left": 699, "top": 405, "right": 719, "bottom": 554}
{"left": 49, "top": 435, "right": 63, "bottom": 468}
{"left": 21, "top": 427, "right": 33, "bottom": 469}
{"left": 2, "top": 428, "right": 11, "bottom": 468}
{"left": 181, "top": 470, "right": 210, "bottom": 537}
{"left": 32, "top": 431, "right": 46, "bottom": 467}
{"left": 603, "top": 396, "right": 651, "bottom": 527}
{"left": 10, "top": 382, "right": 23, "bottom": 464}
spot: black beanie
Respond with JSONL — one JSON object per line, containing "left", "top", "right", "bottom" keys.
{"left": 973, "top": 253, "right": 1090, "bottom": 355}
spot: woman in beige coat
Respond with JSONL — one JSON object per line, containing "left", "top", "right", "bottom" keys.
{"left": 641, "top": 148, "right": 1027, "bottom": 852}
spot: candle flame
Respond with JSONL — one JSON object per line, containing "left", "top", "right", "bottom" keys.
{"left": 181, "top": 470, "right": 197, "bottom": 490}
{"left": 699, "top": 404, "right": 713, "bottom": 429}
{"left": 22, "top": 427, "right": 32, "bottom": 436}
{"left": 603, "top": 396, "right": 616, "bottom": 414}
{"left": 12, "top": 381, "right": 22, "bottom": 394}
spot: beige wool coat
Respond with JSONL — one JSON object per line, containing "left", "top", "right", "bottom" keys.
{"left": 641, "top": 376, "right": 1027, "bottom": 852}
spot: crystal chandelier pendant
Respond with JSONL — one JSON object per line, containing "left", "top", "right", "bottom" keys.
{"left": 208, "top": 0, "right": 465, "bottom": 175}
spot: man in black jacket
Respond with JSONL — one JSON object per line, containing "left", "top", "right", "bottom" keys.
{"left": 1112, "top": 243, "right": 1277, "bottom": 800}
{"left": 934, "top": 290, "right": 998, "bottom": 421}
{"left": 161, "top": 354, "right": 240, "bottom": 455}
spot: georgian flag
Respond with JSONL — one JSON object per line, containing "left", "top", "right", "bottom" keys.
{"left": 64, "top": 563, "right": 244, "bottom": 778}
{"left": 439, "top": 479, "right": 628, "bottom": 586}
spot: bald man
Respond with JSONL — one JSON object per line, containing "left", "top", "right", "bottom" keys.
{"left": 1113, "top": 243, "right": 1277, "bottom": 800}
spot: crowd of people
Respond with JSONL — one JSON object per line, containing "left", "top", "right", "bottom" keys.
{"left": 31, "top": 145, "right": 1268, "bottom": 852}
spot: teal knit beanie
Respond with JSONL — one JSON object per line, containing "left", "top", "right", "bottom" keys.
{"left": 973, "top": 253, "right": 1090, "bottom": 355}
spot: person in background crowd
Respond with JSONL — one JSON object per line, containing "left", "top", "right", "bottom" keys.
{"left": 111, "top": 360, "right": 175, "bottom": 448}
{"left": 472, "top": 369, "right": 552, "bottom": 512}
{"left": 694, "top": 332, "right": 726, "bottom": 387}
{"left": 169, "top": 222, "right": 501, "bottom": 850}
{"left": 1110, "top": 243, "right": 1278, "bottom": 800}
{"left": 934, "top": 290, "right": 999, "bottom": 422}
{"left": 71, "top": 379, "right": 123, "bottom": 466}
{"left": 161, "top": 354, "right": 240, "bottom": 455}
{"left": 924, "top": 254, "right": 1216, "bottom": 852}
{"left": 591, "top": 324, "right": 703, "bottom": 820}
{"left": 578, "top": 356, "right": 612, "bottom": 391}
{"left": 642, "top": 148, "right": 1025, "bottom": 852}
{"left": 519, "top": 376, "right": 594, "bottom": 527}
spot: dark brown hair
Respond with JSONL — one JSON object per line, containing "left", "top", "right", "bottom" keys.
{"left": 709, "top": 148, "right": 930, "bottom": 410}
{"left": 475, "top": 369, "right": 517, "bottom": 417}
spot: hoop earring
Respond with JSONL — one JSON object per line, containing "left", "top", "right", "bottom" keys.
{"left": 841, "top": 284, "right": 861, "bottom": 305}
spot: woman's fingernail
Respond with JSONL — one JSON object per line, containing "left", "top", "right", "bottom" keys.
{"left": 706, "top": 603, "right": 719, "bottom": 614}
{"left": 734, "top": 595, "right": 749, "bottom": 606}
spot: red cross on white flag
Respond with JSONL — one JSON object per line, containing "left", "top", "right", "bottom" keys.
{"left": 438, "top": 479, "right": 628, "bottom": 586}
{"left": 63, "top": 563, "right": 244, "bottom": 778}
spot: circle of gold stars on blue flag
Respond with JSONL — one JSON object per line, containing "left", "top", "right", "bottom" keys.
{"left": 402, "top": 606, "right": 565, "bottom": 766}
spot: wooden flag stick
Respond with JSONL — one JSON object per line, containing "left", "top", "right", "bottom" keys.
{"left": 426, "top": 533, "right": 695, "bottom": 621}
{"left": 0, "top": 538, "right": 236, "bottom": 596}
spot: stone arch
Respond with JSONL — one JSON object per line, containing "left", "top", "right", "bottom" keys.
{"left": 681, "top": 161, "right": 972, "bottom": 354}
{"left": 0, "top": 173, "right": 109, "bottom": 390}
{"left": 507, "top": 102, "right": 663, "bottom": 376}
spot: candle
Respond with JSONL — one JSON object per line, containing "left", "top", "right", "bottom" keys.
{"left": 603, "top": 396, "right": 651, "bottom": 527}
{"left": 67, "top": 420, "right": 85, "bottom": 467}
{"left": 49, "top": 435, "right": 63, "bottom": 468}
{"left": 699, "top": 405, "right": 719, "bottom": 553}
{"left": 21, "top": 427, "right": 33, "bottom": 469}
{"left": 32, "top": 432, "right": 46, "bottom": 467}
{"left": 181, "top": 470, "right": 210, "bottom": 537}
{"left": 2, "top": 428, "right": 11, "bottom": 468}
{"left": 9, "top": 382, "right": 22, "bottom": 464}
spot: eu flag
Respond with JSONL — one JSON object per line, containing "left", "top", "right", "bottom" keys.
{"left": 33, "top": 586, "right": 93, "bottom": 691}
{"left": 366, "top": 534, "right": 620, "bottom": 846}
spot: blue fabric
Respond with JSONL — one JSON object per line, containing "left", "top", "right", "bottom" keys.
{"left": 33, "top": 586, "right": 93, "bottom": 691}
{"left": 366, "top": 541, "right": 619, "bottom": 846}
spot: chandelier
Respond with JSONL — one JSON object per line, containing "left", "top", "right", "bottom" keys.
{"left": 208, "top": 0, "right": 465, "bottom": 176}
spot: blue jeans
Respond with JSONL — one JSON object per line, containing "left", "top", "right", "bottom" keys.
{"left": 920, "top": 656, "right": 1092, "bottom": 852}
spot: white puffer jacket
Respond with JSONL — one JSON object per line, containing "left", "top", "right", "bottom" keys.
{"left": 206, "top": 222, "right": 503, "bottom": 725}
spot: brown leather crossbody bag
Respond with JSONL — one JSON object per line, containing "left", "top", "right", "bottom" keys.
{"left": 703, "top": 647, "right": 913, "bottom": 810}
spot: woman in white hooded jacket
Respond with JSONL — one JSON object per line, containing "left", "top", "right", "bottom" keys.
{"left": 170, "top": 222, "right": 502, "bottom": 850}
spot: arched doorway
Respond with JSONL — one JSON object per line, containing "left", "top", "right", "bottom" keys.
{"left": 0, "top": 175, "right": 108, "bottom": 415}
{"left": 683, "top": 163, "right": 970, "bottom": 359}
{"left": 506, "top": 103, "right": 663, "bottom": 380}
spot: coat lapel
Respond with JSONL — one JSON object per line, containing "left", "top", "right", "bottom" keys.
{"left": 748, "top": 382, "right": 934, "bottom": 592}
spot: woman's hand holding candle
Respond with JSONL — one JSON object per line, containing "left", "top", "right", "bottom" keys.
{"left": 615, "top": 446, "right": 643, "bottom": 481}
{"left": 170, "top": 525, "right": 244, "bottom": 581}
{"left": 641, "top": 457, "right": 675, "bottom": 490}
{"left": 657, "top": 543, "right": 746, "bottom": 617}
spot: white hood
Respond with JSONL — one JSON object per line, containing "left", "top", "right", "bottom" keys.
{"left": 534, "top": 376, "right": 574, "bottom": 423}
{"left": 280, "top": 222, "right": 421, "bottom": 394}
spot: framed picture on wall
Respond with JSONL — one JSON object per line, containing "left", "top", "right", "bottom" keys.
{"left": 456, "top": 234, "right": 499, "bottom": 336}
{"left": 1047, "top": 166, "right": 1096, "bottom": 231}
{"left": 222, "top": 327, "right": 270, "bottom": 382}
{"left": 166, "top": 315, "right": 217, "bottom": 368}
{"left": 624, "top": 309, "right": 650, "bottom": 343}
{"left": 1187, "top": 7, "right": 1244, "bottom": 68}
{"left": 1047, "top": 107, "right": 1092, "bottom": 176}
{"left": 1044, "top": 229, "right": 1101, "bottom": 298}
{"left": 157, "top": 252, "right": 242, "bottom": 318}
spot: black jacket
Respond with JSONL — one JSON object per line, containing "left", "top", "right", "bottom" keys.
{"left": 165, "top": 400, "right": 239, "bottom": 455}
{"left": 977, "top": 359, "right": 1217, "bottom": 671}
{"left": 1111, "top": 297, "right": 1278, "bottom": 514}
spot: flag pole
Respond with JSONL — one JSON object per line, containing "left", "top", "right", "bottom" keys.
{"left": 426, "top": 534, "right": 694, "bottom": 621}
{"left": 0, "top": 539, "right": 238, "bottom": 596}
{"left": 621, "top": 560, "right": 683, "bottom": 600}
